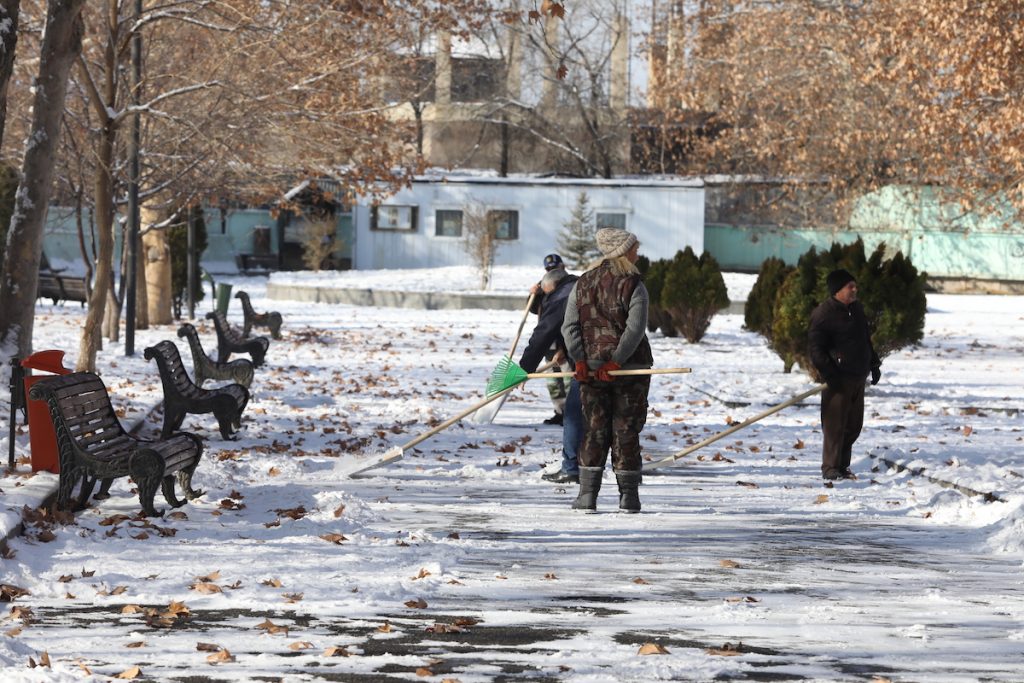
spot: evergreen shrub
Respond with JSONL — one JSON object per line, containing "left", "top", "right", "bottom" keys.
{"left": 637, "top": 255, "right": 674, "bottom": 335}
{"left": 743, "top": 256, "right": 793, "bottom": 340}
{"left": 767, "top": 239, "right": 927, "bottom": 375}
{"left": 168, "top": 206, "right": 208, "bottom": 318}
{"left": 660, "top": 247, "right": 730, "bottom": 343}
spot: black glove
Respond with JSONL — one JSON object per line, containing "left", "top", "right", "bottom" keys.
{"left": 870, "top": 367, "right": 881, "bottom": 386}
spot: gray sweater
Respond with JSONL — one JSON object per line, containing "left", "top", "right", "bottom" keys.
{"left": 561, "top": 280, "right": 650, "bottom": 369}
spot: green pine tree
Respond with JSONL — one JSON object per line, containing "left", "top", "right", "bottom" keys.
{"left": 168, "top": 206, "right": 209, "bottom": 319}
{"left": 660, "top": 247, "right": 730, "bottom": 343}
{"left": 557, "top": 192, "right": 599, "bottom": 269}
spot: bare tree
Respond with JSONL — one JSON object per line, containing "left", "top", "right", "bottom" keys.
{"left": 0, "top": 0, "right": 86, "bottom": 361}
{"left": 461, "top": 200, "right": 504, "bottom": 290}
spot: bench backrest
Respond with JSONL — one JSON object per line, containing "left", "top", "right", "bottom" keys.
{"left": 206, "top": 310, "right": 243, "bottom": 344}
{"left": 177, "top": 323, "right": 210, "bottom": 362}
{"left": 27, "top": 372, "right": 131, "bottom": 457}
{"left": 236, "top": 290, "right": 255, "bottom": 317}
{"left": 144, "top": 340, "right": 202, "bottom": 400}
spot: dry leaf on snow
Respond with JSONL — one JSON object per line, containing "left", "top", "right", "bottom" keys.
{"left": 405, "top": 598, "right": 428, "bottom": 609}
{"left": 323, "top": 646, "right": 351, "bottom": 657}
{"left": 638, "top": 642, "right": 670, "bottom": 655}
{"left": 116, "top": 666, "right": 142, "bottom": 679}
{"left": 719, "top": 559, "right": 741, "bottom": 569}
{"left": 207, "top": 649, "right": 235, "bottom": 664}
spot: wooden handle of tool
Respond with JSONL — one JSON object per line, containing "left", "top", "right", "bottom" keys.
{"left": 526, "top": 367, "right": 692, "bottom": 379}
{"left": 402, "top": 358, "right": 558, "bottom": 452}
{"left": 645, "top": 384, "right": 825, "bottom": 470}
{"left": 508, "top": 291, "right": 537, "bottom": 356}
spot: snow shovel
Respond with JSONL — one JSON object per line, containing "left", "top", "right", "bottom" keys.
{"left": 471, "top": 291, "right": 537, "bottom": 424}
{"left": 337, "top": 381, "right": 526, "bottom": 478}
{"left": 644, "top": 384, "right": 825, "bottom": 471}
{"left": 485, "top": 355, "right": 692, "bottom": 397}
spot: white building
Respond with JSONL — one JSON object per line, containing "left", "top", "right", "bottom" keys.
{"left": 351, "top": 173, "right": 705, "bottom": 270}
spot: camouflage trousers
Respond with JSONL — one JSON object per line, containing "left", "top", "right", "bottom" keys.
{"left": 545, "top": 349, "right": 570, "bottom": 413}
{"left": 578, "top": 375, "right": 650, "bottom": 471}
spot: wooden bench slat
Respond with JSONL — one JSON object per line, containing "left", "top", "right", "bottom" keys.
{"left": 28, "top": 371, "right": 203, "bottom": 517}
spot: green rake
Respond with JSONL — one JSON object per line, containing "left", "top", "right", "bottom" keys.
{"left": 485, "top": 355, "right": 692, "bottom": 396}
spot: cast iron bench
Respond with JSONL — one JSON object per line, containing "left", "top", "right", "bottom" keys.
{"left": 37, "top": 271, "right": 89, "bottom": 306}
{"left": 144, "top": 340, "right": 249, "bottom": 440}
{"left": 205, "top": 310, "right": 269, "bottom": 367}
{"left": 177, "top": 323, "right": 254, "bottom": 388}
{"left": 28, "top": 372, "right": 203, "bottom": 517}
{"left": 236, "top": 290, "right": 283, "bottom": 340}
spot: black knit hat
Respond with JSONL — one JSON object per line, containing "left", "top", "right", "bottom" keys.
{"left": 826, "top": 269, "right": 856, "bottom": 296}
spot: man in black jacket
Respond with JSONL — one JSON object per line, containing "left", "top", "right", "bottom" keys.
{"left": 520, "top": 267, "right": 582, "bottom": 483}
{"left": 808, "top": 269, "right": 882, "bottom": 481}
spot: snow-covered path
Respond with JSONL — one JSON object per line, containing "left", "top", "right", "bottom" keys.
{"left": 1, "top": 275, "right": 1022, "bottom": 681}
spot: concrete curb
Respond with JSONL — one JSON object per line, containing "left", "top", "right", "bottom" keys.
{"left": 0, "top": 400, "right": 164, "bottom": 554}
{"left": 868, "top": 452, "right": 1006, "bottom": 503}
{"left": 268, "top": 282, "right": 747, "bottom": 314}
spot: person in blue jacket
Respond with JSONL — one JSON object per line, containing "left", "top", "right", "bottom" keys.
{"left": 519, "top": 267, "right": 582, "bottom": 484}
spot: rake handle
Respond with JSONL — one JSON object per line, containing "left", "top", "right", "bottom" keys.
{"left": 508, "top": 291, "right": 537, "bottom": 356}
{"left": 525, "top": 367, "right": 692, "bottom": 380}
{"left": 645, "top": 384, "right": 826, "bottom": 470}
{"left": 403, "top": 358, "right": 559, "bottom": 452}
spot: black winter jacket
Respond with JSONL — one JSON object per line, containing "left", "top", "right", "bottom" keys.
{"left": 807, "top": 297, "right": 881, "bottom": 383}
{"left": 519, "top": 275, "right": 578, "bottom": 373}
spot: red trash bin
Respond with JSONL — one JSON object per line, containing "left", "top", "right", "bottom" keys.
{"left": 21, "top": 350, "right": 72, "bottom": 473}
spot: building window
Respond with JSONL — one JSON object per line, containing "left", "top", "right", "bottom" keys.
{"left": 435, "top": 209, "right": 463, "bottom": 237}
{"left": 371, "top": 205, "right": 418, "bottom": 231}
{"left": 488, "top": 209, "right": 519, "bottom": 240}
{"left": 596, "top": 212, "right": 627, "bottom": 230}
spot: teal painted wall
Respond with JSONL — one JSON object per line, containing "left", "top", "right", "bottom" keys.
{"left": 705, "top": 185, "right": 1024, "bottom": 281}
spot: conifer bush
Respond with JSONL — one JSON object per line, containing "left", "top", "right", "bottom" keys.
{"left": 637, "top": 255, "right": 674, "bottom": 335}
{"left": 660, "top": 247, "right": 730, "bottom": 343}
{"left": 743, "top": 256, "right": 793, "bottom": 340}
{"left": 766, "top": 239, "right": 927, "bottom": 375}
{"left": 169, "top": 207, "right": 208, "bottom": 318}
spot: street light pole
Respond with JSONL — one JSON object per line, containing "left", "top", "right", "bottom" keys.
{"left": 124, "top": 0, "right": 142, "bottom": 356}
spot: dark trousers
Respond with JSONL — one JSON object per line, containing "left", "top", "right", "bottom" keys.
{"left": 820, "top": 376, "right": 866, "bottom": 474}
{"left": 579, "top": 375, "right": 650, "bottom": 471}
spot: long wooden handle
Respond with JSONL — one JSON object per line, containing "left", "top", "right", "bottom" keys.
{"left": 526, "top": 367, "right": 692, "bottom": 379}
{"left": 645, "top": 384, "right": 825, "bottom": 471}
{"left": 508, "top": 291, "right": 537, "bottom": 356}
{"left": 404, "top": 357, "right": 558, "bottom": 452}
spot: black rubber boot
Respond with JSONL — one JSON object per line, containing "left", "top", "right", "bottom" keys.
{"left": 615, "top": 469, "right": 642, "bottom": 513}
{"left": 572, "top": 466, "right": 603, "bottom": 512}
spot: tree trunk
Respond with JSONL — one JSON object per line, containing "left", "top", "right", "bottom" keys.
{"left": 77, "top": 123, "right": 116, "bottom": 371}
{"left": 142, "top": 204, "right": 171, "bottom": 325}
{"left": 0, "top": 0, "right": 86, "bottom": 362}
{"left": 135, "top": 229, "right": 149, "bottom": 329}
{"left": 0, "top": 0, "right": 21, "bottom": 149}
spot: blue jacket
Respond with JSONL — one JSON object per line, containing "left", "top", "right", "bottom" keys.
{"left": 519, "top": 275, "right": 578, "bottom": 373}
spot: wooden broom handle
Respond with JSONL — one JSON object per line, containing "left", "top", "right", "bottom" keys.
{"left": 526, "top": 367, "right": 692, "bottom": 379}
{"left": 401, "top": 358, "right": 557, "bottom": 452}
{"left": 645, "top": 384, "right": 825, "bottom": 470}
{"left": 508, "top": 291, "right": 537, "bottom": 356}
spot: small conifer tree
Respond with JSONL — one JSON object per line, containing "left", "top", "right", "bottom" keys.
{"left": 744, "top": 256, "right": 794, "bottom": 340}
{"left": 557, "top": 192, "right": 600, "bottom": 268}
{"left": 168, "top": 206, "right": 208, "bottom": 319}
{"left": 767, "top": 239, "right": 927, "bottom": 376}
{"left": 660, "top": 247, "right": 730, "bottom": 343}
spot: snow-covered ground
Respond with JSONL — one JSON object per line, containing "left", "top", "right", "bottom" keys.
{"left": 0, "top": 269, "right": 1022, "bottom": 681}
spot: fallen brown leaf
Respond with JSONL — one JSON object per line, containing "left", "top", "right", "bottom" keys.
{"left": 196, "top": 642, "right": 221, "bottom": 652}
{"left": 719, "top": 559, "right": 741, "bottom": 569}
{"left": 638, "top": 642, "right": 670, "bottom": 655}
{"left": 116, "top": 665, "right": 142, "bottom": 679}
{"left": 815, "top": 494, "right": 830, "bottom": 504}
{"left": 404, "top": 598, "right": 428, "bottom": 609}
{"left": 289, "top": 641, "right": 315, "bottom": 651}
{"left": 323, "top": 646, "right": 351, "bottom": 657}
{"left": 207, "top": 648, "right": 235, "bottom": 664}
